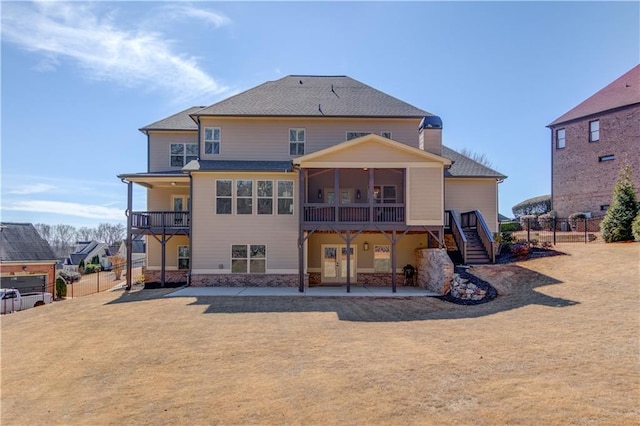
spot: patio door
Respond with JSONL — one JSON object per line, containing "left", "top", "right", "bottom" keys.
{"left": 321, "top": 245, "right": 357, "bottom": 284}
{"left": 172, "top": 195, "right": 190, "bottom": 226}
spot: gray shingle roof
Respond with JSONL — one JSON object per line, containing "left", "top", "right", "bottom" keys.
{"left": 196, "top": 160, "right": 293, "bottom": 172}
{"left": 0, "top": 223, "right": 57, "bottom": 262}
{"left": 194, "top": 76, "right": 432, "bottom": 118}
{"left": 442, "top": 146, "right": 506, "bottom": 179}
{"left": 139, "top": 106, "right": 204, "bottom": 132}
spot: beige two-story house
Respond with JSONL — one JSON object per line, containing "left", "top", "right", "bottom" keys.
{"left": 119, "top": 76, "right": 505, "bottom": 292}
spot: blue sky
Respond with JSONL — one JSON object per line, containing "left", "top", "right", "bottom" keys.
{"left": 1, "top": 1, "right": 638, "bottom": 227}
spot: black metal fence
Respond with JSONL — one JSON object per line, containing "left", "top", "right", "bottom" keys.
{"left": 500, "top": 217, "right": 604, "bottom": 244}
{"left": 63, "top": 258, "right": 145, "bottom": 298}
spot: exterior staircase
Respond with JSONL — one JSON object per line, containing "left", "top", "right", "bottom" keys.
{"left": 462, "top": 228, "right": 491, "bottom": 264}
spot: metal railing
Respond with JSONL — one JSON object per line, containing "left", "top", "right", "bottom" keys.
{"left": 472, "top": 210, "right": 496, "bottom": 263}
{"left": 447, "top": 210, "right": 468, "bottom": 263}
{"left": 131, "top": 211, "right": 190, "bottom": 229}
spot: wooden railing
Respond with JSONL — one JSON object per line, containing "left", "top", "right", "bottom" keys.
{"left": 131, "top": 211, "right": 190, "bottom": 230}
{"left": 461, "top": 210, "right": 495, "bottom": 263}
{"left": 448, "top": 210, "right": 467, "bottom": 263}
{"left": 303, "top": 203, "right": 405, "bottom": 224}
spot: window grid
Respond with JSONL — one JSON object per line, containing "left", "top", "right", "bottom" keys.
{"left": 205, "top": 127, "right": 221, "bottom": 155}
{"left": 556, "top": 128, "right": 566, "bottom": 149}
{"left": 589, "top": 120, "right": 600, "bottom": 142}
{"left": 231, "top": 244, "right": 266, "bottom": 273}
{"left": 277, "top": 180, "right": 294, "bottom": 215}
{"left": 257, "top": 180, "right": 273, "bottom": 215}
{"left": 170, "top": 143, "right": 198, "bottom": 167}
{"left": 177, "top": 246, "right": 189, "bottom": 270}
{"left": 289, "top": 128, "right": 305, "bottom": 156}
{"left": 374, "top": 245, "right": 391, "bottom": 272}
{"left": 236, "top": 180, "right": 253, "bottom": 215}
{"left": 216, "top": 180, "right": 232, "bottom": 214}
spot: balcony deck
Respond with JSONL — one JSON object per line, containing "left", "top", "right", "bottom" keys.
{"left": 131, "top": 211, "right": 190, "bottom": 234}
{"left": 303, "top": 203, "right": 405, "bottom": 225}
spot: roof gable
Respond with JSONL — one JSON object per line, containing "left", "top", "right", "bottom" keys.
{"left": 442, "top": 146, "right": 507, "bottom": 179}
{"left": 549, "top": 65, "right": 640, "bottom": 126}
{"left": 294, "top": 134, "right": 451, "bottom": 167}
{"left": 0, "top": 223, "right": 57, "bottom": 262}
{"left": 139, "top": 106, "right": 204, "bottom": 132}
{"left": 194, "top": 76, "right": 432, "bottom": 118}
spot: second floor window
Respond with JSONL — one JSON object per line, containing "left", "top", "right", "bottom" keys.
{"left": 556, "top": 128, "right": 566, "bottom": 149}
{"left": 278, "top": 181, "right": 294, "bottom": 215}
{"left": 289, "top": 129, "right": 305, "bottom": 156}
{"left": 589, "top": 120, "right": 600, "bottom": 142}
{"left": 236, "top": 180, "right": 253, "bottom": 214}
{"left": 216, "top": 180, "right": 232, "bottom": 214}
{"left": 171, "top": 143, "right": 198, "bottom": 167}
{"left": 205, "top": 127, "right": 221, "bottom": 154}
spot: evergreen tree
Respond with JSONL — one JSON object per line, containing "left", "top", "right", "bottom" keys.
{"left": 600, "top": 165, "right": 639, "bottom": 242}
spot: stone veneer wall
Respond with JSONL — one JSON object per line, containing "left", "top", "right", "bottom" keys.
{"left": 414, "top": 248, "right": 454, "bottom": 295}
{"left": 308, "top": 272, "right": 408, "bottom": 287}
{"left": 190, "top": 274, "right": 300, "bottom": 287}
{"left": 144, "top": 269, "right": 188, "bottom": 284}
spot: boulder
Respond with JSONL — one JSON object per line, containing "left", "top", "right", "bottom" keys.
{"left": 414, "top": 248, "right": 454, "bottom": 295}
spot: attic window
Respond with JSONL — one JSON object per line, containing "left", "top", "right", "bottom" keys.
{"left": 598, "top": 154, "right": 614, "bottom": 162}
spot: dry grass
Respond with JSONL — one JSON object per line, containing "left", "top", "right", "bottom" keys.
{"left": 1, "top": 243, "right": 639, "bottom": 425}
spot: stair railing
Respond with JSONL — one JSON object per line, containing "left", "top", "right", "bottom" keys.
{"left": 471, "top": 210, "right": 496, "bottom": 263}
{"left": 448, "top": 210, "right": 468, "bottom": 264}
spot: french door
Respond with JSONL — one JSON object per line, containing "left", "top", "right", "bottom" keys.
{"left": 321, "top": 244, "right": 357, "bottom": 284}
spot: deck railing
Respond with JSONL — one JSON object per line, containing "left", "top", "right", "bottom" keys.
{"left": 303, "top": 204, "right": 405, "bottom": 224}
{"left": 131, "top": 211, "right": 190, "bottom": 229}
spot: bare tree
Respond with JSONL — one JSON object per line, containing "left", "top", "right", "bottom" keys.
{"left": 76, "top": 227, "right": 95, "bottom": 241}
{"left": 34, "top": 223, "right": 52, "bottom": 243}
{"left": 51, "top": 224, "right": 78, "bottom": 257}
{"left": 96, "top": 223, "right": 126, "bottom": 245}
{"left": 459, "top": 148, "right": 494, "bottom": 169}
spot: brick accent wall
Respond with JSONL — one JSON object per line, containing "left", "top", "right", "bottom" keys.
{"left": 143, "top": 269, "right": 188, "bottom": 284}
{"left": 308, "top": 272, "right": 409, "bottom": 287}
{"left": 551, "top": 105, "right": 640, "bottom": 218}
{"left": 190, "top": 274, "right": 299, "bottom": 287}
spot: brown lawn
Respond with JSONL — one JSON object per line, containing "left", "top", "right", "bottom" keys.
{"left": 1, "top": 243, "right": 639, "bottom": 425}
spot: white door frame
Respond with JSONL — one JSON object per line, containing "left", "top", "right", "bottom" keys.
{"left": 320, "top": 244, "right": 357, "bottom": 284}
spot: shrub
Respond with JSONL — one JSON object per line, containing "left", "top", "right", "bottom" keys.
{"left": 632, "top": 210, "right": 640, "bottom": 242}
{"left": 500, "top": 221, "right": 520, "bottom": 232}
{"left": 135, "top": 274, "right": 145, "bottom": 284}
{"left": 519, "top": 215, "right": 538, "bottom": 230}
{"left": 530, "top": 239, "right": 539, "bottom": 247}
{"left": 510, "top": 243, "right": 530, "bottom": 258}
{"left": 537, "top": 212, "right": 556, "bottom": 231}
{"left": 55, "top": 277, "right": 67, "bottom": 299}
{"left": 600, "top": 165, "right": 639, "bottom": 243}
{"left": 58, "top": 269, "right": 80, "bottom": 283}
{"left": 568, "top": 212, "right": 587, "bottom": 231}
{"left": 541, "top": 241, "right": 553, "bottom": 249}
{"left": 84, "top": 264, "right": 101, "bottom": 274}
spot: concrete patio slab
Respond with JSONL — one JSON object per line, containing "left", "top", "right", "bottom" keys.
{"left": 165, "top": 286, "right": 439, "bottom": 298}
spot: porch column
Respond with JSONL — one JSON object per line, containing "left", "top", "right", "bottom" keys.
{"left": 368, "top": 168, "right": 374, "bottom": 222}
{"left": 161, "top": 216, "right": 166, "bottom": 287}
{"left": 298, "top": 169, "right": 305, "bottom": 292}
{"left": 345, "top": 231, "right": 352, "bottom": 293}
{"left": 333, "top": 168, "right": 339, "bottom": 222}
{"left": 125, "top": 180, "right": 133, "bottom": 290}
{"left": 391, "top": 230, "right": 397, "bottom": 293}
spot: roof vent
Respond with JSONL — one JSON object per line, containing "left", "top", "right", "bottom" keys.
{"left": 419, "top": 116, "right": 443, "bottom": 130}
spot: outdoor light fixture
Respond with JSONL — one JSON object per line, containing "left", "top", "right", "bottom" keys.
{"left": 356, "top": 189, "right": 361, "bottom": 199}
{"left": 363, "top": 242, "right": 369, "bottom": 251}
{"left": 318, "top": 189, "right": 323, "bottom": 199}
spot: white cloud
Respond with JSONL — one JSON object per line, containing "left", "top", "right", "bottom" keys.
{"left": 1, "top": 1, "right": 228, "bottom": 101}
{"left": 163, "top": 4, "right": 231, "bottom": 27}
{"left": 8, "top": 183, "right": 57, "bottom": 195}
{"left": 3, "top": 200, "right": 125, "bottom": 221}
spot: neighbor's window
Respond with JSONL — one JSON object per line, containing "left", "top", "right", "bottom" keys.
{"left": 599, "top": 154, "right": 614, "bottom": 162}
{"left": 589, "top": 120, "right": 600, "bottom": 142}
{"left": 380, "top": 131, "right": 392, "bottom": 139}
{"left": 277, "top": 180, "right": 294, "bottom": 215}
{"left": 231, "top": 244, "right": 266, "bottom": 273}
{"left": 289, "top": 128, "right": 305, "bottom": 156}
{"left": 600, "top": 205, "right": 610, "bottom": 211}
{"left": 346, "top": 131, "right": 372, "bottom": 141}
{"left": 171, "top": 143, "right": 198, "bottom": 167}
{"left": 374, "top": 245, "right": 391, "bottom": 272}
{"left": 556, "top": 128, "right": 566, "bottom": 149}
{"left": 177, "top": 246, "right": 189, "bottom": 269}
{"left": 204, "top": 127, "right": 221, "bottom": 155}
{"left": 216, "top": 180, "right": 232, "bottom": 214}
{"left": 236, "top": 180, "right": 253, "bottom": 214}
{"left": 257, "top": 180, "right": 273, "bottom": 215}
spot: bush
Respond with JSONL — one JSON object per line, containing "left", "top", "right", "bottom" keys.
{"left": 519, "top": 215, "right": 538, "bottom": 230}
{"left": 632, "top": 210, "right": 640, "bottom": 242}
{"left": 500, "top": 221, "right": 520, "bottom": 232}
{"left": 135, "top": 274, "right": 145, "bottom": 284}
{"left": 600, "top": 165, "right": 639, "bottom": 243}
{"left": 55, "top": 277, "right": 67, "bottom": 299}
{"left": 91, "top": 255, "right": 100, "bottom": 265}
{"left": 510, "top": 243, "right": 530, "bottom": 258}
{"left": 568, "top": 212, "right": 587, "bottom": 231}
{"left": 541, "top": 241, "right": 553, "bottom": 249}
{"left": 84, "top": 264, "right": 102, "bottom": 274}
{"left": 537, "top": 212, "right": 556, "bottom": 231}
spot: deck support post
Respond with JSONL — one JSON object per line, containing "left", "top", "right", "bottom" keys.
{"left": 391, "top": 230, "right": 397, "bottom": 293}
{"left": 125, "top": 180, "right": 133, "bottom": 290}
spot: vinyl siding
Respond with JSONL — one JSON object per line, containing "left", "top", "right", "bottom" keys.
{"left": 419, "top": 129, "right": 442, "bottom": 156}
{"left": 302, "top": 139, "right": 431, "bottom": 164}
{"left": 190, "top": 171, "right": 299, "bottom": 272}
{"left": 407, "top": 167, "right": 443, "bottom": 225}
{"left": 147, "top": 236, "right": 189, "bottom": 269}
{"left": 147, "top": 131, "right": 198, "bottom": 172}
{"left": 445, "top": 178, "right": 499, "bottom": 233}
{"left": 147, "top": 187, "right": 190, "bottom": 211}
{"left": 197, "top": 117, "right": 422, "bottom": 161}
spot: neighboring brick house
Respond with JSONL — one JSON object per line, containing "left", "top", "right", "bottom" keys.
{"left": 548, "top": 65, "right": 640, "bottom": 218}
{"left": 0, "top": 222, "right": 58, "bottom": 294}
{"left": 119, "top": 75, "right": 506, "bottom": 292}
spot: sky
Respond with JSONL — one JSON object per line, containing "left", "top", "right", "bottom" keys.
{"left": 1, "top": 1, "right": 639, "bottom": 228}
